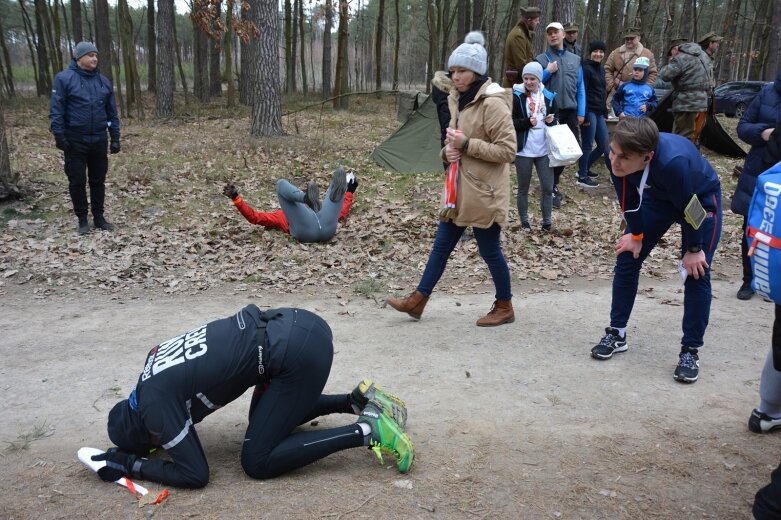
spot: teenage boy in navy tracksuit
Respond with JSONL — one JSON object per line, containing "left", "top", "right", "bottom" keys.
{"left": 590, "top": 117, "right": 722, "bottom": 384}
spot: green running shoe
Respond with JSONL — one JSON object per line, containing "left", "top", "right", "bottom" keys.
{"left": 349, "top": 378, "right": 408, "bottom": 430}
{"left": 357, "top": 400, "right": 414, "bottom": 473}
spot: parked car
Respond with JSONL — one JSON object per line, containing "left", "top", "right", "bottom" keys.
{"left": 714, "top": 81, "right": 770, "bottom": 118}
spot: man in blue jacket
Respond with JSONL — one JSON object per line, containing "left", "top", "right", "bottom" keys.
{"left": 49, "top": 42, "right": 121, "bottom": 235}
{"left": 590, "top": 117, "right": 722, "bottom": 384}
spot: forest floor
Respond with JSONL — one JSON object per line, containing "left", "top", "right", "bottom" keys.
{"left": 1, "top": 94, "right": 777, "bottom": 519}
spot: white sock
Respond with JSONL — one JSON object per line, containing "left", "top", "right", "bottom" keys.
{"left": 614, "top": 327, "right": 626, "bottom": 338}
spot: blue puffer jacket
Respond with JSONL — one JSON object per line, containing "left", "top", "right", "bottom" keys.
{"left": 49, "top": 60, "right": 120, "bottom": 143}
{"left": 732, "top": 70, "right": 781, "bottom": 216}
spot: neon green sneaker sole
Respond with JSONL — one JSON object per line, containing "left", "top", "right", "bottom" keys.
{"left": 351, "top": 378, "right": 408, "bottom": 430}
{"left": 360, "top": 401, "right": 414, "bottom": 473}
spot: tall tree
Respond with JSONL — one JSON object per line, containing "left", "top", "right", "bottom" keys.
{"left": 156, "top": 0, "right": 175, "bottom": 116}
{"left": 456, "top": 0, "right": 469, "bottom": 42}
{"left": 50, "top": 0, "right": 64, "bottom": 71}
{"left": 210, "top": 0, "right": 222, "bottom": 96}
{"left": 0, "top": 16, "right": 15, "bottom": 98}
{"left": 374, "top": 0, "right": 384, "bottom": 97}
{"left": 147, "top": 0, "right": 156, "bottom": 91}
{"left": 118, "top": 0, "right": 143, "bottom": 117}
{"left": 292, "top": 0, "right": 299, "bottom": 91}
{"left": 284, "top": 0, "right": 294, "bottom": 93}
{"left": 18, "top": 0, "right": 41, "bottom": 93}
{"left": 94, "top": 0, "right": 113, "bottom": 83}
{"left": 250, "top": 0, "right": 283, "bottom": 136}
{"left": 240, "top": 0, "right": 258, "bottom": 105}
{"left": 224, "top": 0, "right": 236, "bottom": 106}
{"left": 767, "top": 0, "right": 781, "bottom": 79}
{"left": 333, "top": 0, "right": 348, "bottom": 109}
{"left": 472, "top": 0, "right": 484, "bottom": 32}
{"left": 33, "top": 0, "right": 53, "bottom": 95}
{"left": 392, "top": 0, "right": 398, "bottom": 89}
{"left": 298, "top": 0, "right": 307, "bottom": 95}
{"left": 0, "top": 104, "right": 19, "bottom": 200}
{"left": 59, "top": 0, "right": 73, "bottom": 57}
{"left": 322, "top": 0, "right": 333, "bottom": 99}
{"left": 192, "top": 0, "right": 211, "bottom": 102}
{"left": 71, "top": 0, "right": 83, "bottom": 42}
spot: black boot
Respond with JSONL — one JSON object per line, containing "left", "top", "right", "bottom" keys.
{"left": 93, "top": 214, "right": 114, "bottom": 231}
{"left": 77, "top": 216, "right": 90, "bottom": 235}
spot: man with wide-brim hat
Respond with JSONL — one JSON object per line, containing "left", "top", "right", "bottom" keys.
{"left": 503, "top": 6, "right": 542, "bottom": 87}
{"left": 604, "top": 27, "right": 658, "bottom": 96}
{"left": 667, "top": 37, "right": 688, "bottom": 57}
{"left": 563, "top": 22, "right": 582, "bottom": 57}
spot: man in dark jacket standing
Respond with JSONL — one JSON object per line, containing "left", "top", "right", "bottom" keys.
{"left": 49, "top": 42, "right": 121, "bottom": 235}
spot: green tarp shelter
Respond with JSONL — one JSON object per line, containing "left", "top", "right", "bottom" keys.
{"left": 371, "top": 94, "right": 445, "bottom": 172}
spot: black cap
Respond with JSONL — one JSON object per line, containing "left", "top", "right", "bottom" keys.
{"left": 589, "top": 40, "right": 607, "bottom": 53}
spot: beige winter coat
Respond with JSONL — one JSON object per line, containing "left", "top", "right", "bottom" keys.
{"left": 604, "top": 42, "right": 658, "bottom": 93}
{"left": 441, "top": 79, "right": 517, "bottom": 228}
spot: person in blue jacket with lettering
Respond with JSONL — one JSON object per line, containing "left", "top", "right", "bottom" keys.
{"left": 49, "top": 42, "right": 121, "bottom": 235}
{"left": 590, "top": 117, "right": 722, "bottom": 384}
{"left": 611, "top": 56, "right": 658, "bottom": 118}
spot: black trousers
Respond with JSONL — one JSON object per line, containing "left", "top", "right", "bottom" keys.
{"left": 63, "top": 139, "right": 108, "bottom": 219}
{"left": 240, "top": 310, "right": 363, "bottom": 479}
{"left": 553, "top": 108, "right": 581, "bottom": 188}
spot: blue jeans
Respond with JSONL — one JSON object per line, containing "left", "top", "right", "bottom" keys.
{"left": 577, "top": 112, "right": 608, "bottom": 179}
{"left": 417, "top": 220, "right": 512, "bottom": 300}
{"left": 609, "top": 191, "right": 722, "bottom": 350}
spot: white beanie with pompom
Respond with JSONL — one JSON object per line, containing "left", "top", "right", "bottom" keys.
{"left": 448, "top": 31, "right": 488, "bottom": 75}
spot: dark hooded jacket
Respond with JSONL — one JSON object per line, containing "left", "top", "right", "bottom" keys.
{"left": 49, "top": 59, "right": 120, "bottom": 143}
{"left": 732, "top": 70, "right": 781, "bottom": 216}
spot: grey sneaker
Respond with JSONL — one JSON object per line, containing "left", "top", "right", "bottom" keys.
{"left": 329, "top": 167, "right": 347, "bottom": 203}
{"left": 303, "top": 181, "right": 321, "bottom": 212}
{"left": 576, "top": 176, "right": 600, "bottom": 188}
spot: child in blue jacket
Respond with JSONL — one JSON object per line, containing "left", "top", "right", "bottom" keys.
{"left": 612, "top": 56, "right": 658, "bottom": 118}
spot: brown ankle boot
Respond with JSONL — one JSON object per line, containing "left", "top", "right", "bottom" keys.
{"left": 386, "top": 290, "right": 429, "bottom": 320}
{"left": 476, "top": 299, "right": 514, "bottom": 327}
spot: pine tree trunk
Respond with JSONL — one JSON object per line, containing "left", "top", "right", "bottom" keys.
{"left": 239, "top": 0, "right": 257, "bottom": 105}
{"left": 50, "top": 0, "right": 63, "bottom": 71}
{"left": 0, "top": 104, "right": 19, "bottom": 200}
{"left": 147, "top": 0, "right": 156, "bottom": 91}
{"left": 284, "top": 0, "right": 293, "bottom": 93}
{"left": 291, "top": 0, "right": 298, "bottom": 92}
{"left": 766, "top": 0, "right": 781, "bottom": 79}
{"left": 298, "top": 0, "right": 307, "bottom": 95}
{"left": 33, "top": 0, "right": 53, "bottom": 96}
{"left": 210, "top": 0, "right": 222, "bottom": 96}
{"left": 0, "top": 17, "right": 15, "bottom": 98}
{"left": 393, "top": 0, "right": 399, "bottom": 89}
{"left": 18, "top": 0, "right": 41, "bottom": 93}
{"left": 94, "top": 0, "right": 113, "bottom": 83}
{"left": 224, "top": 0, "right": 235, "bottom": 107}
{"left": 155, "top": 0, "right": 175, "bottom": 116}
{"left": 333, "top": 0, "right": 349, "bottom": 109}
{"left": 71, "top": 0, "right": 83, "bottom": 43}
{"left": 192, "top": 3, "right": 210, "bottom": 103}
{"left": 374, "top": 0, "right": 384, "bottom": 97}
{"left": 322, "top": 0, "right": 332, "bottom": 100}
{"left": 250, "top": 0, "right": 283, "bottom": 136}
{"left": 173, "top": 14, "right": 189, "bottom": 102}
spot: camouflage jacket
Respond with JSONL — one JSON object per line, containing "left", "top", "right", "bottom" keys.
{"left": 659, "top": 42, "right": 712, "bottom": 112}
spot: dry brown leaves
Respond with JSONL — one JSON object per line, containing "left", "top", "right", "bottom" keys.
{"left": 0, "top": 97, "right": 745, "bottom": 298}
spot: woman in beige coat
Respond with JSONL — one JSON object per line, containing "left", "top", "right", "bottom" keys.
{"left": 387, "top": 32, "right": 517, "bottom": 327}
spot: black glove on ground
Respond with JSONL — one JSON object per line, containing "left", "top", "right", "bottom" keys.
{"left": 110, "top": 140, "right": 121, "bottom": 154}
{"left": 55, "top": 135, "right": 71, "bottom": 152}
{"left": 347, "top": 176, "right": 358, "bottom": 193}
{"left": 223, "top": 183, "right": 239, "bottom": 200}
{"left": 91, "top": 448, "right": 139, "bottom": 482}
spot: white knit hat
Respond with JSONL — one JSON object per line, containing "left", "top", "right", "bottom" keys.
{"left": 447, "top": 31, "right": 488, "bottom": 75}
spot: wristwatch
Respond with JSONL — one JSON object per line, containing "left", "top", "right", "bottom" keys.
{"left": 687, "top": 245, "right": 703, "bottom": 253}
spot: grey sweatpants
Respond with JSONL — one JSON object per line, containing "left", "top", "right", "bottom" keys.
{"left": 515, "top": 155, "right": 554, "bottom": 227}
{"left": 277, "top": 179, "right": 344, "bottom": 243}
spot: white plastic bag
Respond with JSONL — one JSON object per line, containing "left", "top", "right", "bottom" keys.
{"left": 546, "top": 123, "right": 583, "bottom": 167}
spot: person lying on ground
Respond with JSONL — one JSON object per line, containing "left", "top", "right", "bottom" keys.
{"left": 89, "top": 304, "right": 412, "bottom": 489}
{"left": 224, "top": 168, "right": 357, "bottom": 243}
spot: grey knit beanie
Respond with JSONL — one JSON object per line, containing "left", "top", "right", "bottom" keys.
{"left": 522, "top": 61, "right": 543, "bottom": 82}
{"left": 447, "top": 31, "right": 487, "bottom": 75}
{"left": 73, "top": 41, "right": 99, "bottom": 60}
